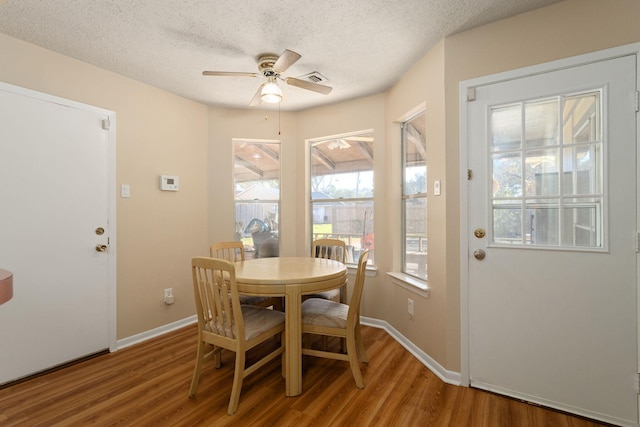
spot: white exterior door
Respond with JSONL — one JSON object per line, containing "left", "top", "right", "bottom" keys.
{"left": 0, "top": 84, "right": 115, "bottom": 384}
{"left": 464, "top": 54, "right": 638, "bottom": 425}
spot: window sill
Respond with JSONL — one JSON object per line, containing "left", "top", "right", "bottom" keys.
{"left": 386, "top": 272, "right": 429, "bottom": 298}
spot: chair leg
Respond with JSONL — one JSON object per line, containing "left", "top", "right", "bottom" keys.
{"left": 227, "top": 351, "right": 245, "bottom": 415}
{"left": 346, "top": 329, "right": 364, "bottom": 388}
{"left": 355, "top": 322, "right": 368, "bottom": 363}
{"left": 189, "top": 340, "right": 206, "bottom": 396}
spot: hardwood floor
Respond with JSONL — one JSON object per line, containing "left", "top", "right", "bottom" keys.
{"left": 0, "top": 324, "right": 610, "bottom": 426}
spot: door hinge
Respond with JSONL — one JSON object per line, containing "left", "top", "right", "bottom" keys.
{"left": 101, "top": 118, "right": 110, "bottom": 130}
{"left": 636, "top": 232, "right": 640, "bottom": 253}
{"left": 467, "top": 169, "right": 473, "bottom": 180}
{"left": 467, "top": 87, "right": 476, "bottom": 102}
{"left": 635, "top": 373, "right": 640, "bottom": 393}
{"left": 635, "top": 91, "right": 639, "bottom": 113}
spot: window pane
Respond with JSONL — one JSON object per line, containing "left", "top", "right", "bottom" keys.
{"left": 491, "top": 104, "right": 521, "bottom": 152}
{"left": 404, "top": 197, "right": 426, "bottom": 280}
{"left": 493, "top": 200, "right": 522, "bottom": 244}
{"left": 311, "top": 200, "right": 373, "bottom": 263}
{"left": 525, "top": 148, "right": 560, "bottom": 197}
{"left": 563, "top": 144, "right": 601, "bottom": 195}
{"left": 562, "top": 197, "right": 601, "bottom": 247}
{"left": 234, "top": 140, "right": 280, "bottom": 259}
{"left": 403, "top": 119, "right": 426, "bottom": 196}
{"left": 525, "top": 99, "right": 558, "bottom": 148}
{"left": 492, "top": 152, "right": 522, "bottom": 197}
{"left": 563, "top": 92, "right": 600, "bottom": 144}
{"left": 526, "top": 199, "right": 559, "bottom": 246}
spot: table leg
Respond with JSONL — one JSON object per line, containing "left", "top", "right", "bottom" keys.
{"left": 284, "top": 285, "right": 302, "bottom": 396}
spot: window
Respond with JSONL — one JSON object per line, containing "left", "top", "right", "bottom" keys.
{"left": 309, "top": 131, "right": 374, "bottom": 264}
{"left": 233, "top": 139, "right": 280, "bottom": 259}
{"left": 401, "top": 112, "right": 427, "bottom": 280}
{"left": 490, "top": 90, "right": 603, "bottom": 248}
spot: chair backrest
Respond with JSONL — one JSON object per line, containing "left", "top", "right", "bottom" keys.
{"left": 347, "top": 250, "right": 370, "bottom": 324}
{"left": 210, "top": 241, "right": 245, "bottom": 262}
{"left": 191, "top": 257, "right": 244, "bottom": 342}
{"left": 312, "top": 238, "right": 347, "bottom": 263}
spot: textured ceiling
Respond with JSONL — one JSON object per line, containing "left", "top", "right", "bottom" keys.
{"left": 0, "top": 0, "right": 563, "bottom": 111}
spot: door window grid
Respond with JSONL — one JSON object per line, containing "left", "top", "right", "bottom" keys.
{"left": 489, "top": 90, "right": 603, "bottom": 248}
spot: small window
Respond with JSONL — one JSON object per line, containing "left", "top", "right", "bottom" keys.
{"left": 309, "top": 131, "right": 374, "bottom": 264}
{"left": 233, "top": 139, "right": 280, "bottom": 259}
{"left": 402, "top": 111, "right": 427, "bottom": 280}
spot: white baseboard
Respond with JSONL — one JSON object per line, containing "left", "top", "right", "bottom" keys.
{"left": 361, "top": 316, "right": 461, "bottom": 386}
{"left": 116, "top": 315, "right": 197, "bottom": 350}
{"left": 116, "top": 314, "right": 462, "bottom": 387}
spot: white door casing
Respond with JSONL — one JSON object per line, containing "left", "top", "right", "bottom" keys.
{"left": 0, "top": 83, "right": 116, "bottom": 384}
{"left": 461, "top": 48, "right": 638, "bottom": 426}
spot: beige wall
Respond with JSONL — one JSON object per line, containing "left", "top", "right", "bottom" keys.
{"left": 0, "top": 34, "right": 209, "bottom": 339}
{"left": 1, "top": 0, "right": 638, "bottom": 370}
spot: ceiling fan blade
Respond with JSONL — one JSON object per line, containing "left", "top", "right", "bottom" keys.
{"left": 202, "top": 71, "right": 259, "bottom": 77}
{"left": 273, "top": 49, "right": 301, "bottom": 73}
{"left": 284, "top": 77, "right": 332, "bottom": 95}
{"left": 249, "top": 84, "right": 263, "bottom": 106}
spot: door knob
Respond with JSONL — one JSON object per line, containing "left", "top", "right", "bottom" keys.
{"left": 95, "top": 244, "right": 108, "bottom": 252}
{"left": 473, "top": 249, "right": 486, "bottom": 260}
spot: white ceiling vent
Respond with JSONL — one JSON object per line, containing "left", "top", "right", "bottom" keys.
{"left": 297, "top": 71, "right": 330, "bottom": 84}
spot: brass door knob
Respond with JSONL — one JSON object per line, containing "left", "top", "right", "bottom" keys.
{"left": 473, "top": 249, "right": 486, "bottom": 260}
{"left": 95, "top": 244, "right": 108, "bottom": 252}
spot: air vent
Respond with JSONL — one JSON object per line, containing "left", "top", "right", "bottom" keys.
{"left": 297, "top": 71, "right": 329, "bottom": 84}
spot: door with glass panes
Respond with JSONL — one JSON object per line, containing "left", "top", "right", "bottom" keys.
{"left": 466, "top": 54, "right": 637, "bottom": 425}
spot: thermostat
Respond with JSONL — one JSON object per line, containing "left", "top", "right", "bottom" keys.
{"left": 160, "top": 175, "right": 179, "bottom": 191}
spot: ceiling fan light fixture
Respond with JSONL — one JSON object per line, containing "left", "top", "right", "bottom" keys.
{"left": 261, "top": 78, "right": 282, "bottom": 103}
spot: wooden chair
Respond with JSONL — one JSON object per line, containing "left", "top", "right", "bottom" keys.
{"left": 210, "top": 241, "right": 283, "bottom": 310}
{"left": 305, "top": 238, "right": 348, "bottom": 303}
{"left": 301, "top": 250, "right": 370, "bottom": 388}
{"left": 188, "top": 257, "right": 285, "bottom": 415}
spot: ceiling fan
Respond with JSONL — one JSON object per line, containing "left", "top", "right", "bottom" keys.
{"left": 202, "top": 49, "right": 332, "bottom": 106}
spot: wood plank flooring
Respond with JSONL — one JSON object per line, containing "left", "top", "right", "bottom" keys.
{"left": 0, "top": 324, "right": 611, "bottom": 426}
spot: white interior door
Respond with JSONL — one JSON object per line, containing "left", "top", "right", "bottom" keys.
{"left": 465, "top": 55, "right": 638, "bottom": 426}
{"left": 0, "top": 84, "right": 115, "bottom": 384}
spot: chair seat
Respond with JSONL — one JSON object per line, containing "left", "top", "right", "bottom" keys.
{"left": 206, "top": 305, "right": 284, "bottom": 341}
{"left": 301, "top": 298, "right": 348, "bottom": 328}
{"left": 241, "top": 305, "right": 285, "bottom": 340}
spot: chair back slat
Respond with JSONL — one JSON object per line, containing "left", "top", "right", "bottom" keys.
{"left": 192, "top": 257, "right": 242, "bottom": 340}
{"left": 312, "top": 238, "right": 346, "bottom": 263}
{"left": 210, "top": 241, "right": 245, "bottom": 262}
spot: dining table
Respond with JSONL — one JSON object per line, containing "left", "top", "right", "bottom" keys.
{"left": 233, "top": 256, "right": 348, "bottom": 397}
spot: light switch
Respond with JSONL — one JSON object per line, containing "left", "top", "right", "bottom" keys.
{"left": 434, "top": 180, "right": 441, "bottom": 196}
{"left": 121, "top": 184, "right": 130, "bottom": 198}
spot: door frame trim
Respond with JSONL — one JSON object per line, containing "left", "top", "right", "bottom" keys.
{"left": 0, "top": 81, "right": 118, "bottom": 352}
{"left": 459, "top": 42, "right": 640, "bottom": 389}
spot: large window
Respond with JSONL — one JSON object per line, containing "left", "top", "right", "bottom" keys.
{"left": 402, "top": 112, "right": 427, "bottom": 280}
{"left": 233, "top": 139, "right": 280, "bottom": 259}
{"left": 309, "top": 131, "right": 374, "bottom": 264}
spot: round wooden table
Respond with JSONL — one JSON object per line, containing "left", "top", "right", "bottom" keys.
{"left": 0, "top": 269, "right": 13, "bottom": 305}
{"left": 234, "top": 257, "right": 347, "bottom": 396}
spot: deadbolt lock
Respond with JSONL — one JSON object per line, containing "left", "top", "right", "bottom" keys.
{"left": 473, "top": 228, "right": 486, "bottom": 239}
{"left": 95, "top": 227, "right": 105, "bottom": 235}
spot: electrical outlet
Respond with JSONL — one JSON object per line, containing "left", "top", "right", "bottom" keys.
{"left": 408, "top": 298, "right": 414, "bottom": 316}
{"left": 163, "top": 288, "right": 174, "bottom": 305}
